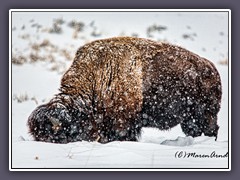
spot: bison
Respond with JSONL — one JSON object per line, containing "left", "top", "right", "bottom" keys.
{"left": 28, "top": 37, "right": 222, "bottom": 143}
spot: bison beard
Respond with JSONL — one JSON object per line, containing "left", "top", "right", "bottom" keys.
{"left": 27, "top": 37, "right": 222, "bottom": 144}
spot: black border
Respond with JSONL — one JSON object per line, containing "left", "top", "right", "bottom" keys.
{"left": 1, "top": 0, "right": 240, "bottom": 180}
{"left": 10, "top": 9, "right": 230, "bottom": 171}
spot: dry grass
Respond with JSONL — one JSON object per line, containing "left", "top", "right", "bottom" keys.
{"left": 68, "top": 20, "right": 84, "bottom": 32}
{"left": 219, "top": 59, "right": 228, "bottom": 65}
{"left": 31, "top": 97, "right": 38, "bottom": 105}
{"left": 13, "top": 93, "right": 39, "bottom": 104}
{"left": 182, "top": 33, "right": 197, "bottom": 41}
{"left": 12, "top": 55, "right": 27, "bottom": 65}
{"left": 49, "top": 23, "right": 62, "bottom": 34}
{"left": 49, "top": 61, "right": 67, "bottom": 74}
{"left": 60, "top": 49, "right": 72, "bottom": 61}
{"left": 147, "top": 24, "right": 167, "bottom": 37}
{"left": 18, "top": 33, "right": 30, "bottom": 40}
{"left": 13, "top": 93, "right": 29, "bottom": 103}
{"left": 12, "top": 38, "right": 72, "bottom": 74}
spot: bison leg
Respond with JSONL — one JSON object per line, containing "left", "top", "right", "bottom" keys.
{"left": 112, "top": 118, "right": 142, "bottom": 142}
{"left": 202, "top": 114, "right": 219, "bottom": 140}
{"left": 180, "top": 118, "right": 204, "bottom": 137}
{"left": 180, "top": 114, "right": 219, "bottom": 140}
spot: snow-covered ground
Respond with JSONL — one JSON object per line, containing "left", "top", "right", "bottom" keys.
{"left": 10, "top": 10, "right": 229, "bottom": 170}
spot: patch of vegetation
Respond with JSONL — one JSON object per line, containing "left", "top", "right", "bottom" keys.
{"left": 182, "top": 33, "right": 197, "bottom": 41}
{"left": 12, "top": 55, "right": 27, "bottom": 65}
{"left": 147, "top": 24, "right": 167, "bottom": 37}
{"left": 68, "top": 20, "right": 84, "bottom": 32}
{"left": 219, "top": 59, "right": 228, "bottom": 65}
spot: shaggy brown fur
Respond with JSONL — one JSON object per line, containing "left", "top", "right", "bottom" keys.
{"left": 28, "top": 37, "right": 222, "bottom": 143}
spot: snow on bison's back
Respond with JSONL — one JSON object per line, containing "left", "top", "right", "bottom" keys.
{"left": 27, "top": 37, "right": 222, "bottom": 144}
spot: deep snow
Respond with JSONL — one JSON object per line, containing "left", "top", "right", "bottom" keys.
{"left": 10, "top": 10, "right": 230, "bottom": 170}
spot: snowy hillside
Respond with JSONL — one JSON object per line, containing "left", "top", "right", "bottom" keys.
{"left": 10, "top": 10, "right": 229, "bottom": 170}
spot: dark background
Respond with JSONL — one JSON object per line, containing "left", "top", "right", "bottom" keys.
{"left": 1, "top": 0, "right": 238, "bottom": 179}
